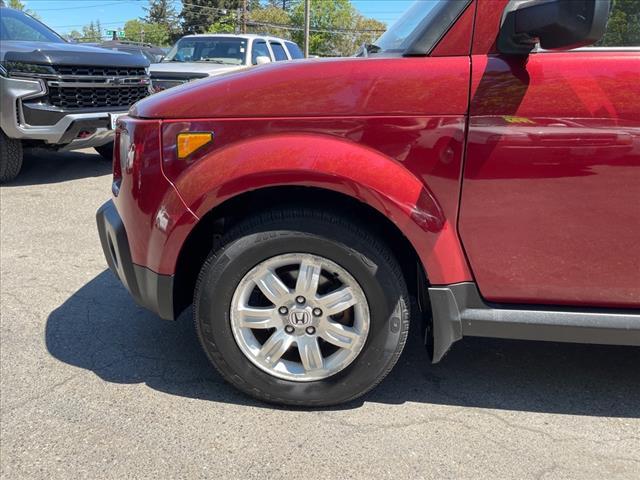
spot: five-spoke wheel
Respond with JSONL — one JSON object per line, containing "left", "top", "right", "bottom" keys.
{"left": 230, "top": 253, "right": 370, "bottom": 381}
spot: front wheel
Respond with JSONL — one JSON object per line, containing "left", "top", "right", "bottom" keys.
{"left": 0, "top": 131, "right": 23, "bottom": 183}
{"left": 194, "top": 208, "right": 410, "bottom": 406}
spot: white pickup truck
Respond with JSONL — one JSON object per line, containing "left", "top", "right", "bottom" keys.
{"left": 149, "top": 34, "right": 304, "bottom": 92}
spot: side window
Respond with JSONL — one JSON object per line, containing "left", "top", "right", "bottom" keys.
{"left": 597, "top": 0, "right": 640, "bottom": 47}
{"left": 285, "top": 41, "right": 305, "bottom": 59}
{"left": 252, "top": 41, "right": 271, "bottom": 65}
{"left": 270, "top": 42, "right": 289, "bottom": 61}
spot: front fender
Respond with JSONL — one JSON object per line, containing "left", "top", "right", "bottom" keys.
{"left": 165, "top": 132, "right": 472, "bottom": 285}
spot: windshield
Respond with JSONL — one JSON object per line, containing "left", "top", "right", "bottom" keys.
{"left": 163, "top": 37, "right": 247, "bottom": 65}
{"left": 374, "top": 0, "right": 464, "bottom": 53}
{"left": 0, "top": 8, "right": 64, "bottom": 42}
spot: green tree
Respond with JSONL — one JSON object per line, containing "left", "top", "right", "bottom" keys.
{"left": 6, "top": 0, "right": 40, "bottom": 18}
{"left": 265, "top": 0, "right": 297, "bottom": 11}
{"left": 598, "top": 0, "right": 640, "bottom": 46}
{"left": 81, "top": 20, "right": 101, "bottom": 41}
{"left": 180, "top": 0, "right": 243, "bottom": 35}
{"left": 289, "top": 0, "right": 385, "bottom": 56}
{"left": 64, "top": 30, "right": 83, "bottom": 42}
{"left": 124, "top": 19, "right": 170, "bottom": 45}
{"left": 142, "top": 0, "right": 180, "bottom": 40}
{"left": 207, "top": 10, "right": 237, "bottom": 33}
{"left": 143, "top": 0, "right": 177, "bottom": 25}
{"left": 95, "top": 19, "right": 103, "bottom": 40}
{"left": 337, "top": 15, "right": 386, "bottom": 57}
{"left": 248, "top": 5, "right": 292, "bottom": 39}
{"left": 7, "top": 0, "right": 25, "bottom": 9}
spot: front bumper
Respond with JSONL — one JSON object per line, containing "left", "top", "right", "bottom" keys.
{"left": 96, "top": 200, "right": 175, "bottom": 320}
{"left": 0, "top": 75, "right": 124, "bottom": 148}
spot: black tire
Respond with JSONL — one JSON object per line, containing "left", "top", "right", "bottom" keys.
{"left": 0, "top": 130, "right": 23, "bottom": 183}
{"left": 194, "top": 208, "right": 410, "bottom": 407}
{"left": 94, "top": 142, "right": 114, "bottom": 161}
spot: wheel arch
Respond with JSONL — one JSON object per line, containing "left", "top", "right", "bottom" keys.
{"left": 172, "top": 185, "right": 430, "bottom": 321}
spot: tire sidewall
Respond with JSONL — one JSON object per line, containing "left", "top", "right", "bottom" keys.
{"left": 195, "top": 222, "right": 407, "bottom": 406}
{"left": 0, "top": 131, "right": 23, "bottom": 183}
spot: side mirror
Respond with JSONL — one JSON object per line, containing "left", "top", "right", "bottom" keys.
{"left": 498, "top": 0, "right": 611, "bottom": 55}
{"left": 255, "top": 56, "right": 272, "bottom": 65}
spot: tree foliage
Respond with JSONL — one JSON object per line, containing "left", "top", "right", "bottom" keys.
{"left": 180, "top": 0, "right": 243, "bottom": 35}
{"left": 177, "top": 0, "right": 385, "bottom": 56}
{"left": 124, "top": 19, "right": 170, "bottom": 45}
{"left": 247, "top": 6, "right": 292, "bottom": 39}
{"left": 64, "top": 30, "right": 83, "bottom": 42}
{"left": 142, "top": 0, "right": 180, "bottom": 40}
{"left": 598, "top": 0, "right": 640, "bottom": 46}
{"left": 264, "top": 0, "right": 296, "bottom": 12}
{"left": 7, "top": 0, "right": 25, "bottom": 10}
{"left": 289, "top": 0, "right": 385, "bottom": 56}
{"left": 143, "top": 0, "right": 178, "bottom": 25}
{"left": 81, "top": 20, "right": 102, "bottom": 42}
{"left": 207, "top": 10, "right": 237, "bottom": 34}
{"left": 5, "top": 0, "right": 40, "bottom": 19}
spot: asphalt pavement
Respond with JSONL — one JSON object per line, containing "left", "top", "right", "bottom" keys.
{"left": 1, "top": 148, "right": 639, "bottom": 479}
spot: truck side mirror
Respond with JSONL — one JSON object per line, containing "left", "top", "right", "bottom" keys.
{"left": 255, "top": 56, "right": 272, "bottom": 65}
{"left": 498, "top": 0, "right": 611, "bottom": 55}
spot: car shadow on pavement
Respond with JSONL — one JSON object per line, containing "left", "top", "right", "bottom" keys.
{"left": 2, "top": 148, "right": 111, "bottom": 187}
{"left": 46, "top": 271, "right": 640, "bottom": 416}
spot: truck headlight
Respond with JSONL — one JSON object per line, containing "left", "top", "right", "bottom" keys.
{"left": 0, "top": 61, "right": 56, "bottom": 77}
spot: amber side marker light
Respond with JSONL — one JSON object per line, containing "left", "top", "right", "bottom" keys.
{"left": 177, "top": 132, "right": 213, "bottom": 159}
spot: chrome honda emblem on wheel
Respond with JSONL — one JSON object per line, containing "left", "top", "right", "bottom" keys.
{"left": 289, "top": 311, "right": 310, "bottom": 326}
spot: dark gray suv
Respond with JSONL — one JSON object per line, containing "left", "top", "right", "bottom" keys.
{"left": 0, "top": 7, "right": 151, "bottom": 182}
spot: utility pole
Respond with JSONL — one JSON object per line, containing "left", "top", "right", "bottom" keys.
{"left": 242, "top": 0, "right": 247, "bottom": 34}
{"left": 304, "top": 0, "right": 310, "bottom": 58}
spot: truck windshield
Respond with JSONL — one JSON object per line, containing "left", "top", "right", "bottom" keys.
{"left": 374, "top": 0, "right": 468, "bottom": 54}
{"left": 163, "top": 37, "right": 248, "bottom": 65}
{"left": 0, "top": 8, "right": 64, "bottom": 43}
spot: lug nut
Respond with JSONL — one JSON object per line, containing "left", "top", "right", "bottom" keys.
{"left": 305, "top": 326, "right": 316, "bottom": 335}
{"left": 285, "top": 325, "right": 295, "bottom": 334}
{"left": 295, "top": 296, "right": 306, "bottom": 305}
{"left": 312, "top": 308, "right": 323, "bottom": 317}
{"left": 278, "top": 306, "right": 289, "bottom": 315}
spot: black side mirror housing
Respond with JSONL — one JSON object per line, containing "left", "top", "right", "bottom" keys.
{"left": 498, "top": 0, "right": 611, "bottom": 55}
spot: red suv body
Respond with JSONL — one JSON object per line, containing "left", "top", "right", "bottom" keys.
{"left": 97, "top": 0, "right": 640, "bottom": 406}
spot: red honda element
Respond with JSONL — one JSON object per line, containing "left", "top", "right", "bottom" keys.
{"left": 97, "top": 0, "right": 640, "bottom": 406}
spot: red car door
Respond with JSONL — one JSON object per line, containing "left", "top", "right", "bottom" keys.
{"left": 459, "top": 2, "right": 640, "bottom": 308}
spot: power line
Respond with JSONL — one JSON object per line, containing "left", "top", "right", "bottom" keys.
{"left": 49, "top": 1, "right": 387, "bottom": 37}
{"left": 33, "top": 1, "right": 136, "bottom": 11}
{"left": 247, "top": 21, "right": 384, "bottom": 35}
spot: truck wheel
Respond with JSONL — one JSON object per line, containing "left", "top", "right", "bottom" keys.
{"left": 94, "top": 143, "right": 114, "bottom": 161}
{"left": 194, "top": 208, "right": 410, "bottom": 406}
{"left": 0, "top": 131, "right": 23, "bottom": 183}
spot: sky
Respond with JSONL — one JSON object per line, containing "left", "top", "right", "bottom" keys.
{"left": 19, "top": 0, "right": 415, "bottom": 35}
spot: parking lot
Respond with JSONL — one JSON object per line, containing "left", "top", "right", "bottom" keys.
{"left": 0, "top": 148, "right": 638, "bottom": 479}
